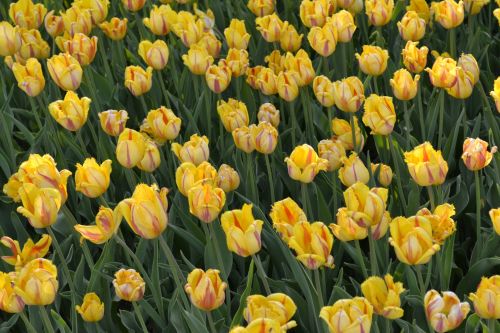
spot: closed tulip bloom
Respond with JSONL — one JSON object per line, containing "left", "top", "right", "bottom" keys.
{"left": 138, "top": 40, "right": 169, "bottom": 70}
{"left": 195, "top": 32, "right": 222, "bottom": 59}
{"left": 308, "top": 19, "right": 338, "bottom": 57}
{"left": 171, "top": 134, "right": 210, "bottom": 165}
{"left": 206, "top": 63, "right": 232, "bottom": 93}
{"left": 244, "top": 293, "right": 297, "bottom": 328}
{"left": 75, "top": 158, "right": 111, "bottom": 198}
{"left": 113, "top": 268, "right": 145, "bottom": 302}
{"left": 75, "top": 206, "right": 122, "bottom": 244}
{"left": 121, "top": 0, "right": 146, "bottom": 11}
{"left": 230, "top": 318, "right": 292, "bottom": 333}
{"left": 491, "top": 77, "right": 500, "bottom": 113}
{"left": 362, "top": 94, "right": 396, "bottom": 135}
{"left": 280, "top": 22, "right": 303, "bottom": 52}
{"left": 337, "top": 0, "right": 355, "bottom": 8}
{"left": 217, "top": 99, "right": 249, "bottom": 132}
{"left": 288, "top": 221, "right": 334, "bottom": 269}
{"left": 0, "top": 22, "right": 22, "bottom": 57}
{"left": 99, "top": 17, "right": 128, "bottom": 40}
{"left": 136, "top": 137, "right": 161, "bottom": 172}
{"left": 356, "top": 45, "right": 389, "bottom": 76}
{"left": 47, "top": 53, "right": 83, "bottom": 91}
{"left": 175, "top": 162, "right": 217, "bottom": 196}
{"left": 299, "top": 0, "right": 335, "bottom": 27}
{"left": 252, "top": 121, "right": 279, "bottom": 154}
{"left": 75, "top": 293, "right": 104, "bottom": 322}
{"left": 216, "top": 164, "right": 240, "bottom": 192}
{"left": 48, "top": 91, "right": 91, "bottom": 131}
{"left": 431, "top": 0, "right": 464, "bottom": 29}
{"left": 16, "top": 184, "right": 62, "bottom": 229}
{"left": 389, "top": 215, "right": 440, "bottom": 265}
{"left": 185, "top": 268, "right": 227, "bottom": 311}
{"left": 490, "top": 208, "right": 500, "bottom": 235}
{"left": 457, "top": 54, "right": 479, "bottom": 85}
{"left": 14, "top": 258, "right": 58, "bottom": 306}
{"left": 61, "top": 6, "right": 92, "bottom": 37}
{"left": 116, "top": 129, "right": 146, "bottom": 168}
{"left": 0, "top": 272, "right": 24, "bottom": 313}
{"left": 285, "top": 144, "right": 329, "bottom": 183}
{"left": 172, "top": 11, "right": 203, "bottom": 47}
{"left": 256, "top": 13, "right": 284, "bottom": 42}
{"left": 284, "top": 49, "right": 315, "bottom": 86}
{"left": 140, "top": 106, "right": 181, "bottom": 144}
{"left": 361, "top": 275, "right": 405, "bottom": 319}
{"left": 277, "top": 71, "right": 300, "bottom": 102}
{"left": 143, "top": 5, "right": 176, "bottom": 36}
{"left": 257, "top": 103, "right": 280, "bottom": 127}
{"left": 11, "top": 58, "right": 45, "bottom": 97}
{"left": 224, "top": 48, "right": 250, "bottom": 77}
{"left": 416, "top": 204, "right": 456, "bottom": 244}
{"left": 188, "top": 182, "right": 226, "bottom": 223}
{"left": 225, "top": 19, "right": 251, "bottom": 50}
{"left": 463, "top": 0, "right": 490, "bottom": 14}
{"left": 402, "top": 41, "right": 428, "bottom": 73}
{"left": 265, "top": 50, "right": 285, "bottom": 74}
{"left": 371, "top": 211, "right": 391, "bottom": 240}
{"left": 407, "top": 0, "right": 431, "bottom": 22}
{"left": 371, "top": 163, "right": 393, "bottom": 186}
{"left": 256, "top": 67, "right": 278, "bottom": 95}
{"left": 343, "top": 182, "right": 388, "bottom": 227}
{"left": 331, "top": 117, "right": 365, "bottom": 151}
{"left": 247, "top": 0, "right": 275, "bottom": 17}
{"left": 320, "top": 297, "right": 373, "bottom": 333}
{"left": 424, "top": 290, "right": 470, "bottom": 332}
{"left": 9, "top": 0, "right": 47, "bottom": 29}
{"left": 469, "top": 275, "right": 500, "bottom": 319}
{"left": 339, "top": 153, "right": 370, "bottom": 186}
{"left": 398, "top": 11, "right": 426, "bottom": 41}
{"left": 390, "top": 69, "right": 420, "bottom": 101}
{"left": 318, "top": 139, "right": 346, "bottom": 171}
{"left": 56, "top": 33, "right": 98, "bottom": 66}
{"left": 74, "top": 0, "right": 109, "bottom": 24}
{"left": 349, "top": 0, "right": 365, "bottom": 14}
{"left": 404, "top": 142, "right": 449, "bottom": 186}
{"left": 330, "top": 208, "right": 368, "bottom": 241}
{"left": 124, "top": 65, "right": 153, "bottom": 96}
{"left": 1, "top": 234, "right": 51, "bottom": 271}
{"left": 221, "top": 204, "right": 264, "bottom": 257}
{"left": 270, "top": 198, "right": 307, "bottom": 241}
{"left": 182, "top": 44, "right": 214, "bottom": 75}
{"left": 333, "top": 76, "right": 365, "bottom": 113}
{"left": 366, "top": 0, "right": 394, "bottom": 26}
{"left": 17, "top": 28, "right": 50, "bottom": 61}
{"left": 461, "top": 137, "right": 496, "bottom": 171}
{"left": 44, "top": 11, "right": 65, "bottom": 38}
{"left": 99, "top": 110, "right": 128, "bottom": 136}
{"left": 446, "top": 66, "right": 474, "bottom": 99}
{"left": 332, "top": 10, "right": 357, "bottom": 43}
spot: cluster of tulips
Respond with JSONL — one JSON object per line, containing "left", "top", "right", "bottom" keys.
{"left": 0, "top": 0, "right": 500, "bottom": 332}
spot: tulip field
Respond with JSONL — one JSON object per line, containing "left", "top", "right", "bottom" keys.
{"left": 1, "top": 0, "right": 500, "bottom": 332}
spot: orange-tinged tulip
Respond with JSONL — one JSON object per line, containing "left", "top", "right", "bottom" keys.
{"left": 446, "top": 67, "right": 474, "bottom": 99}
{"left": 74, "top": 0, "right": 109, "bottom": 24}
{"left": 141, "top": 106, "right": 181, "bottom": 144}
{"left": 56, "top": 32, "right": 97, "bottom": 66}
{"left": 99, "top": 110, "right": 128, "bottom": 136}
{"left": 491, "top": 77, "right": 500, "bottom": 113}
{"left": 225, "top": 19, "right": 251, "bottom": 50}
{"left": 288, "top": 221, "right": 334, "bottom": 269}
{"left": 113, "top": 268, "right": 145, "bottom": 302}
{"left": 61, "top": 6, "right": 92, "bottom": 37}
{"left": 338, "top": 153, "right": 370, "bottom": 186}
{"left": 195, "top": 32, "right": 222, "bottom": 59}
{"left": 1, "top": 234, "right": 51, "bottom": 271}
{"left": 116, "top": 128, "right": 146, "bottom": 168}
{"left": 251, "top": 121, "right": 279, "bottom": 154}
{"left": 402, "top": 41, "right": 428, "bottom": 73}
{"left": 280, "top": 22, "right": 303, "bottom": 52}
{"left": 182, "top": 44, "right": 214, "bottom": 75}
{"left": 47, "top": 53, "right": 83, "bottom": 91}
{"left": 255, "top": 13, "right": 284, "bottom": 43}
{"left": 175, "top": 161, "right": 217, "bottom": 196}
{"left": 424, "top": 290, "right": 470, "bottom": 332}
{"left": 277, "top": 71, "right": 300, "bottom": 102}
{"left": 0, "top": 272, "right": 24, "bottom": 313}
{"left": 221, "top": 204, "right": 264, "bottom": 257}
{"left": 332, "top": 10, "right": 357, "bottom": 43}
{"left": 332, "top": 76, "right": 365, "bottom": 112}
{"left": 407, "top": 0, "right": 431, "bottom": 22}
{"left": 371, "top": 163, "right": 393, "bottom": 187}
{"left": 143, "top": 5, "right": 176, "bottom": 36}
{"left": 171, "top": 134, "right": 210, "bottom": 165}
{"left": 11, "top": 57, "right": 45, "bottom": 97}
{"left": 138, "top": 40, "right": 169, "bottom": 70}
{"left": 216, "top": 164, "right": 240, "bottom": 193}
{"left": 16, "top": 183, "right": 62, "bottom": 229}
{"left": 284, "top": 49, "right": 315, "bottom": 86}
{"left": 390, "top": 69, "right": 420, "bottom": 100}
{"left": 404, "top": 142, "right": 449, "bottom": 186}
{"left": 490, "top": 208, "right": 500, "bottom": 235}
{"left": 75, "top": 206, "right": 122, "bottom": 244}
{"left": 247, "top": 0, "right": 275, "bottom": 17}
{"left": 185, "top": 268, "right": 227, "bottom": 311}
{"left": 318, "top": 139, "right": 346, "bottom": 171}
{"left": 331, "top": 117, "right": 365, "bottom": 151}
{"left": 265, "top": 50, "right": 285, "bottom": 74}
{"left": 258, "top": 103, "right": 280, "bottom": 127}
{"left": 365, "top": 0, "right": 394, "bottom": 26}
{"left": 469, "top": 275, "right": 500, "bottom": 319}
{"left": 416, "top": 204, "right": 456, "bottom": 244}
{"left": 121, "top": 0, "right": 146, "bottom": 12}
{"left": 461, "top": 137, "right": 496, "bottom": 171}
{"left": 172, "top": 11, "right": 203, "bottom": 47}
{"left": 217, "top": 99, "right": 249, "bottom": 132}
{"left": 48, "top": 91, "right": 91, "bottom": 131}
{"left": 76, "top": 292, "right": 104, "bottom": 322}
{"left": 0, "top": 22, "right": 22, "bottom": 57}
{"left": 307, "top": 19, "right": 338, "bottom": 57}
{"left": 285, "top": 144, "right": 328, "bottom": 183}
{"left": 244, "top": 293, "right": 297, "bottom": 328}
{"left": 299, "top": 0, "right": 335, "bottom": 27}
{"left": 17, "top": 28, "right": 50, "bottom": 61}
{"left": 99, "top": 17, "right": 128, "bottom": 40}
{"left": 135, "top": 138, "right": 161, "bottom": 172}
{"left": 256, "top": 67, "right": 278, "bottom": 95}
{"left": 224, "top": 48, "right": 250, "bottom": 77}
{"left": 361, "top": 274, "right": 405, "bottom": 319}
{"left": 356, "top": 45, "right": 389, "bottom": 76}
{"left": 44, "top": 10, "right": 64, "bottom": 37}
{"left": 398, "top": 11, "right": 426, "bottom": 41}
{"left": 320, "top": 297, "right": 373, "bottom": 333}
{"left": 188, "top": 182, "right": 226, "bottom": 223}
{"left": 124, "top": 65, "right": 153, "bottom": 96}
{"left": 343, "top": 182, "right": 389, "bottom": 227}
{"left": 230, "top": 318, "right": 290, "bottom": 333}
{"left": 206, "top": 63, "right": 232, "bottom": 93}
{"left": 362, "top": 94, "right": 396, "bottom": 135}
{"left": 457, "top": 54, "right": 479, "bottom": 85}
{"left": 270, "top": 198, "right": 307, "bottom": 241}
{"left": 75, "top": 158, "right": 112, "bottom": 198}
{"left": 9, "top": 0, "right": 47, "bottom": 29}
{"left": 330, "top": 207, "right": 368, "bottom": 241}
{"left": 14, "top": 258, "right": 58, "bottom": 306}
{"left": 431, "top": 0, "right": 464, "bottom": 29}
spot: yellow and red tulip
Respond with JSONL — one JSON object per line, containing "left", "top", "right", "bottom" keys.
{"left": 14, "top": 258, "right": 58, "bottom": 305}
{"left": 1, "top": 234, "right": 51, "bottom": 271}
{"left": 171, "top": 134, "right": 210, "bottom": 166}
{"left": 113, "top": 268, "right": 145, "bottom": 302}
{"left": 270, "top": 198, "right": 307, "bottom": 241}
{"left": 320, "top": 297, "right": 373, "bottom": 333}
{"left": 221, "top": 204, "right": 264, "bottom": 257}
{"left": 424, "top": 290, "right": 470, "bottom": 332}
{"left": 47, "top": 53, "right": 83, "bottom": 91}
{"left": 404, "top": 142, "right": 449, "bottom": 186}
{"left": 288, "top": 221, "right": 334, "bottom": 269}
{"left": 361, "top": 274, "right": 405, "bottom": 319}
{"left": 74, "top": 206, "right": 122, "bottom": 244}
{"left": 141, "top": 106, "right": 181, "bottom": 144}
{"left": 338, "top": 153, "right": 370, "bottom": 187}
{"left": 116, "top": 128, "right": 147, "bottom": 168}
{"left": 75, "top": 292, "right": 105, "bottom": 322}
{"left": 185, "top": 268, "right": 227, "bottom": 311}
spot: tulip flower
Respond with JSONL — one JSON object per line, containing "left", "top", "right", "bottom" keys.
{"left": 343, "top": 182, "right": 389, "bottom": 227}
{"left": 205, "top": 63, "right": 232, "bottom": 93}
{"left": 356, "top": 45, "right": 389, "bottom": 76}
{"left": 265, "top": 50, "right": 285, "bottom": 74}
{"left": 331, "top": 117, "right": 365, "bottom": 151}
{"left": 398, "top": 11, "right": 426, "bottom": 41}
{"left": 44, "top": 10, "right": 64, "bottom": 37}
{"left": 175, "top": 161, "right": 217, "bottom": 196}
{"left": 424, "top": 290, "right": 470, "bottom": 332}
{"left": 256, "top": 13, "right": 284, "bottom": 42}
{"left": 187, "top": 181, "right": 226, "bottom": 223}
{"left": 124, "top": 65, "right": 153, "bottom": 96}
{"left": 221, "top": 204, "right": 264, "bottom": 257}
{"left": 280, "top": 22, "right": 303, "bottom": 52}
{"left": 307, "top": 18, "right": 338, "bottom": 57}
{"left": 230, "top": 318, "right": 291, "bottom": 332}
{"left": 232, "top": 126, "right": 256, "bottom": 153}
{"left": 141, "top": 106, "right": 181, "bottom": 144}
{"left": 490, "top": 208, "right": 500, "bottom": 235}
{"left": 121, "top": 0, "right": 146, "bottom": 12}
{"left": 457, "top": 54, "right": 479, "bottom": 85}
{"left": 332, "top": 10, "right": 357, "bottom": 42}
{"left": 216, "top": 164, "right": 240, "bottom": 193}
{"left": 270, "top": 198, "right": 307, "bottom": 241}
{"left": 0, "top": 22, "right": 22, "bottom": 57}
{"left": 469, "top": 275, "right": 500, "bottom": 319}
{"left": 365, "top": 0, "right": 394, "bottom": 26}
{"left": 320, "top": 297, "right": 373, "bottom": 333}
{"left": 284, "top": 49, "right": 315, "bottom": 86}
{"left": 371, "top": 211, "right": 391, "bottom": 240}
{"left": 17, "top": 28, "right": 50, "bottom": 61}
{"left": 313, "top": 76, "right": 335, "bottom": 107}
{"left": 416, "top": 204, "right": 456, "bottom": 244}
{"left": 288, "top": 221, "right": 334, "bottom": 269}
{"left": 48, "top": 91, "right": 91, "bottom": 131}
{"left": 330, "top": 208, "right": 369, "bottom": 241}
{"left": 0, "top": 272, "right": 24, "bottom": 313}
{"left": 76, "top": 293, "right": 104, "bottom": 322}
{"left": 277, "top": 71, "right": 300, "bottom": 102}
{"left": 361, "top": 274, "right": 405, "bottom": 319}
{"left": 491, "top": 77, "right": 500, "bottom": 113}
{"left": 338, "top": 153, "right": 370, "bottom": 187}
{"left": 11, "top": 58, "right": 45, "bottom": 97}
{"left": 256, "top": 67, "right": 279, "bottom": 95}
{"left": 172, "top": 11, "right": 203, "bottom": 47}
{"left": 407, "top": 0, "right": 431, "bottom": 22}
{"left": 61, "top": 6, "right": 92, "bottom": 37}
{"left": 318, "top": 139, "right": 346, "bottom": 171}
{"left": 172, "top": 134, "right": 210, "bottom": 165}
{"left": 47, "top": 53, "right": 83, "bottom": 91}
{"left": 143, "top": 5, "right": 176, "bottom": 36}
{"left": 251, "top": 121, "right": 279, "bottom": 154}
{"left": 285, "top": 144, "right": 328, "bottom": 183}
{"left": 1, "top": 234, "right": 51, "bottom": 271}
{"left": 362, "top": 94, "right": 396, "bottom": 135}
{"left": 56, "top": 33, "right": 98, "bottom": 66}
{"left": 75, "top": 158, "right": 112, "bottom": 198}
{"left": 225, "top": 19, "right": 251, "bottom": 50}
{"left": 257, "top": 103, "right": 280, "bottom": 127}
{"left": 461, "top": 138, "right": 497, "bottom": 171}
{"left": 182, "top": 44, "right": 214, "bottom": 75}
{"left": 390, "top": 69, "right": 420, "bottom": 101}
{"left": 113, "top": 268, "right": 145, "bottom": 302}
{"left": 17, "top": 183, "right": 62, "bottom": 229}
{"left": 185, "top": 268, "right": 227, "bottom": 311}
{"left": 136, "top": 135, "right": 161, "bottom": 171}
{"left": 14, "top": 258, "right": 58, "bottom": 305}
{"left": 404, "top": 142, "right": 449, "bottom": 186}
{"left": 402, "top": 41, "right": 429, "bottom": 73}
{"left": 98, "top": 110, "right": 128, "bottom": 136}
{"left": 75, "top": 206, "right": 122, "bottom": 244}
{"left": 116, "top": 129, "right": 146, "bottom": 168}
{"left": 244, "top": 293, "right": 297, "bottom": 328}
{"left": 299, "top": 0, "right": 335, "bottom": 27}
{"left": 9, "top": 0, "right": 47, "bottom": 29}
{"left": 371, "top": 163, "right": 393, "bottom": 187}
{"left": 446, "top": 67, "right": 474, "bottom": 99}
{"left": 463, "top": 0, "right": 490, "bottom": 14}
{"left": 247, "top": 0, "right": 275, "bottom": 17}
{"left": 431, "top": 0, "right": 464, "bottom": 29}
{"left": 138, "top": 40, "right": 169, "bottom": 70}
{"left": 74, "top": 0, "right": 109, "bottom": 24}
{"left": 99, "top": 17, "right": 128, "bottom": 40}
{"left": 332, "top": 76, "right": 365, "bottom": 113}
{"left": 224, "top": 48, "right": 250, "bottom": 77}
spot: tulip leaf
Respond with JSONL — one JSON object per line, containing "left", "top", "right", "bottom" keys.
{"left": 50, "top": 310, "right": 72, "bottom": 333}
{"left": 119, "top": 309, "right": 142, "bottom": 332}
{"left": 230, "top": 259, "right": 254, "bottom": 328}
{"left": 456, "top": 257, "right": 500, "bottom": 298}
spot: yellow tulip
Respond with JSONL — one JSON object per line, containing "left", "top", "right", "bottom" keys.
{"left": 121, "top": 0, "right": 146, "bottom": 12}
{"left": 446, "top": 66, "right": 475, "bottom": 99}
{"left": 338, "top": 153, "right": 370, "bottom": 187}
{"left": 277, "top": 71, "right": 300, "bottom": 102}
{"left": 172, "top": 134, "right": 210, "bottom": 165}
{"left": 431, "top": 0, "right": 464, "bottom": 29}
{"left": 9, "top": 0, "right": 47, "bottom": 29}
{"left": 75, "top": 293, "right": 104, "bottom": 322}
{"left": 361, "top": 274, "right": 405, "bottom": 319}
{"left": 416, "top": 204, "right": 456, "bottom": 244}
{"left": 0, "top": 22, "right": 21, "bottom": 57}
{"left": 17, "top": 28, "right": 50, "bottom": 61}
{"left": 74, "top": 206, "right": 122, "bottom": 244}
{"left": 195, "top": 32, "right": 222, "bottom": 59}
{"left": 61, "top": 5, "right": 92, "bottom": 37}
{"left": 255, "top": 13, "right": 284, "bottom": 43}
{"left": 280, "top": 22, "right": 303, "bottom": 52}
{"left": 343, "top": 182, "right": 389, "bottom": 227}
{"left": 0, "top": 272, "right": 24, "bottom": 313}
{"left": 404, "top": 142, "right": 449, "bottom": 186}
{"left": 307, "top": 18, "right": 338, "bottom": 57}
{"left": 251, "top": 121, "right": 279, "bottom": 154}
{"left": 257, "top": 103, "right": 280, "bottom": 127}
{"left": 331, "top": 117, "right": 365, "bottom": 151}
{"left": 424, "top": 290, "right": 470, "bottom": 332}
{"left": 332, "top": 76, "right": 365, "bottom": 112}
{"left": 320, "top": 297, "right": 373, "bottom": 333}
{"left": 265, "top": 50, "right": 285, "bottom": 74}
{"left": 244, "top": 293, "right": 297, "bottom": 328}
{"left": 116, "top": 128, "right": 147, "bottom": 168}
{"left": 491, "top": 77, "right": 500, "bottom": 113}
{"left": 140, "top": 106, "right": 181, "bottom": 144}
{"left": 457, "top": 53, "right": 479, "bottom": 85}
{"left": 11, "top": 57, "right": 45, "bottom": 97}
{"left": 332, "top": 10, "right": 357, "bottom": 43}
{"left": 143, "top": 5, "right": 176, "bottom": 36}
{"left": 188, "top": 182, "right": 226, "bottom": 223}
{"left": 285, "top": 144, "right": 328, "bottom": 183}
{"left": 407, "top": 0, "right": 431, "bottom": 22}
{"left": 495, "top": 8, "right": 500, "bottom": 26}
{"left": 356, "top": 45, "right": 389, "bottom": 76}
{"left": 362, "top": 94, "right": 396, "bottom": 135}
{"left": 390, "top": 69, "right": 420, "bottom": 101}
{"left": 182, "top": 44, "right": 214, "bottom": 75}
{"left": 17, "top": 183, "right": 62, "bottom": 229}
{"left": 47, "top": 53, "right": 83, "bottom": 91}
{"left": 371, "top": 163, "right": 393, "bottom": 187}
{"left": 113, "top": 268, "right": 145, "bottom": 302}
{"left": 230, "top": 318, "right": 290, "bottom": 333}
{"left": 14, "top": 258, "right": 58, "bottom": 305}
{"left": 172, "top": 11, "right": 203, "bottom": 47}
{"left": 402, "top": 41, "right": 429, "bottom": 73}
{"left": 56, "top": 32, "right": 97, "bottom": 66}
{"left": 469, "top": 275, "right": 500, "bottom": 319}
{"left": 98, "top": 110, "right": 128, "bottom": 136}
{"left": 337, "top": 0, "right": 356, "bottom": 9}
{"left": 48, "top": 91, "right": 91, "bottom": 131}
{"left": 232, "top": 126, "right": 256, "bottom": 153}
{"left": 461, "top": 137, "right": 496, "bottom": 171}
{"left": 44, "top": 10, "right": 65, "bottom": 38}
{"left": 225, "top": 19, "right": 251, "bottom": 50}
{"left": 73, "top": 0, "right": 109, "bottom": 24}
{"left": 99, "top": 17, "right": 128, "bottom": 40}
{"left": 288, "top": 221, "right": 334, "bottom": 269}
{"left": 330, "top": 207, "right": 368, "bottom": 241}
{"left": 175, "top": 161, "right": 217, "bottom": 196}
{"left": 118, "top": 184, "right": 169, "bottom": 239}
{"left": 256, "top": 67, "right": 279, "bottom": 95}
{"left": 185, "top": 268, "right": 227, "bottom": 311}
{"left": 1, "top": 234, "right": 51, "bottom": 271}
{"left": 124, "top": 65, "right": 153, "bottom": 96}
{"left": 371, "top": 211, "right": 391, "bottom": 240}
{"left": 318, "top": 139, "right": 346, "bottom": 171}
{"left": 398, "top": 11, "right": 426, "bottom": 41}
{"left": 224, "top": 48, "right": 250, "bottom": 77}
{"left": 216, "top": 164, "right": 240, "bottom": 193}
{"left": 221, "top": 204, "right": 264, "bottom": 257}
{"left": 389, "top": 215, "right": 440, "bottom": 265}
{"left": 75, "top": 158, "right": 112, "bottom": 198}
{"left": 490, "top": 208, "right": 500, "bottom": 235}
{"left": 205, "top": 63, "right": 232, "bottom": 94}
{"left": 299, "top": 0, "right": 335, "bottom": 27}
{"left": 138, "top": 40, "right": 169, "bottom": 70}
{"left": 284, "top": 49, "right": 315, "bottom": 86}
{"left": 365, "top": 0, "right": 394, "bottom": 26}
{"left": 270, "top": 198, "right": 307, "bottom": 241}
{"left": 247, "top": 0, "right": 275, "bottom": 17}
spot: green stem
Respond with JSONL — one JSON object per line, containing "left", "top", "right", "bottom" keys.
{"left": 474, "top": 170, "right": 482, "bottom": 255}
{"left": 98, "top": 37, "right": 114, "bottom": 81}
{"left": 28, "top": 97, "right": 43, "bottom": 130}
{"left": 427, "top": 186, "right": 436, "bottom": 211}
{"left": 415, "top": 265, "right": 434, "bottom": 333}
{"left": 476, "top": 80, "right": 500, "bottom": 145}
{"left": 332, "top": 171, "right": 338, "bottom": 223}
{"left": 354, "top": 240, "right": 369, "bottom": 279}
{"left": 327, "top": 106, "right": 333, "bottom": 133}
{"left": 403, "top": 101, "right": 411, "bottom": 148}
{"left": 208, "top": 223, "right": 227, "bottom": 279}
{"left": 20, "top": 311, "right": 37, "bottom": 333}
{"left": 246, "top": 153, "right": 257, "bottom": 203}
{"left": 341, "top": 42, "right": 347, "bottom": 77}
{"left": 207, "top": 311, "right": 217, "bottom": 333}
{"left": 448, "top": 28, "right": 456, "bottom": 58}
{"left": 301, "top": 183, "right": 309, "bottom": 218}
{"left": 158, "top": 71, "right": 171, "bottom": 108}
{"left": 252, "top": 254, "right": 271, "bottom": 295}
{"left": 368, "top": 228, "right": 378, "bottom": 275}
{"left": 264, "top": 154, "right": 275, "bottom": 204}
{"left": 437, "top": 89, "right": 445, "bottom": 149}
{"left": 139, "top": 95, "right": 149, "bottom": 116}
{"left": 39, "top": 306, "right": 55, "bottom": 333}
{"left": 388, "top": 135, "right": 408, "bottom": 215}
{"left": 373, "top": 76, "right": 379, "bottom": 95}
{"left": 488, "top": 319, "right": 496, "bottom": 333}
{"left": 132, "top": 301, "right": 149, "bottom": 333}
{"left": 290, "top": 101, "right": 297, "bottom": 147}
{"left": 349, "top": 113, "right": 358, "bottom": 153}
{"left": 314, "top": 269, "right": 324, "bottom": 307}
{"left": 417, "top": 82, "right": 426, "bottom": 139}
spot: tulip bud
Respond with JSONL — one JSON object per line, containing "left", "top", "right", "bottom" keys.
{"left": 257, "top": 103, "right": 280, "bottom": 127}
{"left": 256, "top": 13, "right": 284, "bottom": 42}
{"left": 143, "top": 5, "right": 176, "bottom": 36}
{"left": 140, "top": 106, "right": 181, "bottom": 144}
{"left": 75, "top": 206, "right": 122, "bottom": 244}
{"left": 361, "top": 274, "right": 405, "bottom": 319}
{"left": 307, "top": 19, "right": 338, "bottom": 57}
{"left": 195, "top": 32, "right": 222, "bottom": 59}
{"left": 280, "top": 22, "right": 303, "bottom": 52}
{"left": 47, "top": 53, "right": 83, "bottom": 91}
{"left": 425, "top": 56, "right": 457, "bottom": 89}
{"left": 339, "top": 153, "right": 370, "bottom": 186}
{"left": 461, "top": 137, "right": 497, "bottom": 171}
{"left": 284, "top": 49, "right": 315, "bottom": 86}
{"left": 48, "top": 91, "right": 91, "bottom": 131}
{"left": 288, "top": 221, "right": 334, "bottom": 269}
{"left": 0, "top": 272, "right": 24, "bottom": 313}
{"left": 206, "top": 63, "right": 232, "bottom": 93}
{"left": 318, "top": 139, "right": 346, "bottom": 171}
{"left": 344, "top": 182, "right": 389, "bottom": 227}
{"left": 332, "top": 10, "right": 357, "bottom": 43}
{"left": 45, "top": 10, "right": 65, "bottom": 38}
{"left": 366, "top": 0, "right": 394, "bottom": 26}
{"left": 362, "top": 94, "right": 396, "bottom": 135}
{"left": 188, "top": 182, "right": 226, "bottom": 223}
{"left": 75, "top": 158, "right": 112, "bottom": 198}
{"left": 116, "top": 129, "right": 146, "bottom": 168}
{"left": 371, "top": 163, "right": 393, "bottom": 186}
{"left": 356, "top": 45, "right": 389, "bottom": 76}
{"left": 390, "top": 69, "right": 420, "bottom": 101}
{"left": 182, "top": 44, "right": 214, "bottom": 75}
{"left": 99, "top": 110, "right": 128, "bottom": 136}
{"left": 99, "top": 17, "right": 128, "bottom": 40}
{"left": 113, "top": 268, "right": 145, "bottom": 302}
{"left": 404, "top": 142, "right": 449, "bottom": 186}
{"left": 332, "top": 76, "right": 365, "bottom": 112}
{"left": 265, "top": 50, "right": 285, "bottom": 74}
{"left": 244, "top": 293, "right": 297, "bottom": 328}
{"left": 251, "top": 121, "right": 279, "bottom": 154}
{"left": 277, "top": 71, "right": 300, "bottom": 102}
{"left": 18, "top": 28, "right": 50, "bottom": 61}
{"left": 331, "top": 117, "right": 365, "bottom": 151}
{"left": 137, "top": 138, "right": 161, "bottom": 172}
{"left": 398, "top": 11, "right": 426, "bottom": 41}
{"left": 416, "top": 204, "right": 456, "bottom": 244}
{"left": 217, "top": 99, "right": 249, "bottom": 132}
{"left": 252, "top": 67, "right": 275, "bottom": 95}
{"left": 337, "top": 0, "right": 356, "bottom": 9}
{"left": 14, "top": 258, "right": 58, "bottom": 305}
{"left": 446, "top": 66, "right": 475, "bottom": 99}
{"left": 224, "top": 48, "right": 249, "bottom": 77}
{"left": 121, "top": 0, "right": 146, "bottom": 12}
{"left": 285, "top": 144, "right": 329, "bottom": 183}
{"left": 61, "top": 6, "right": 92, "bottom": 37}
{"left": 76, "top": 293, "right": 104, "bottom": 322}
{"left": 225, "top": 19, "right": 251, "bottom": 50}
{"left": 56, "top": 33, "right": 98, "bottom": 66}
{"left": 348, "top": 0, "right": 365, "bottom": 13}
{"left": 431, "top": 0, "right": 465, "bottom": 29}
{"left": 216, "top": 164, "right": 240, "bottom": 193}
{"left": 138, "top": 40, "right": 169, "bottom": 70}
{"left": 172, "top": 134, "right": 210, "bottom": 165}
{"left": 221, "top": 204, "right": 264, "bottom": 257}
{"left": 185, "top": 268, "right": 227, "bottom": 311}
{"left": 300, "top": 0, "right": 335, "bottom": 28}
{"left": 172, "top": 11, "right": 203, "bottom": 47}
{"left": 247, "top": 0, "right": 275, "bottom": 17}
{"left": 407, "top": 0, "right": 431, "bottom": 22}
{"left": 330, "top": 208, "right": 368, "bottom": 241}
{"left": 124, "top": 65, "right": 153, "bottom": 96}
{"left": 320, "top": 297, "right": 373, "bottom": 333}
{"left": 11, "top": 58, "right": 45, "bottom": 97}
{"left": 424, "top": 290, "right": 470, "bottom": 332}
{"left": 469, "top": 275, "right": 500, "bottom": 319}
{"left": 16, "top": 184, "right": 61, "bottom": 229}
{"left": 457, "top": 54, "right": 479, "bottom": 85}
{"left": 402, "top": 41, "right": 428, "bottom": 73}
{"left": 175, "top": 162, "right": 217, "bottom": 196}
{"left": 270, "top": 197, "right": 307, "bottom": 241}
{"left": 74, "top": 0, "right": 109, "bottom": 25}
{"left": 9, "top": 0, "right": 47, "bottom": 29}
{"left": 490, "top": 208, "right": 500, "bottom": 235}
